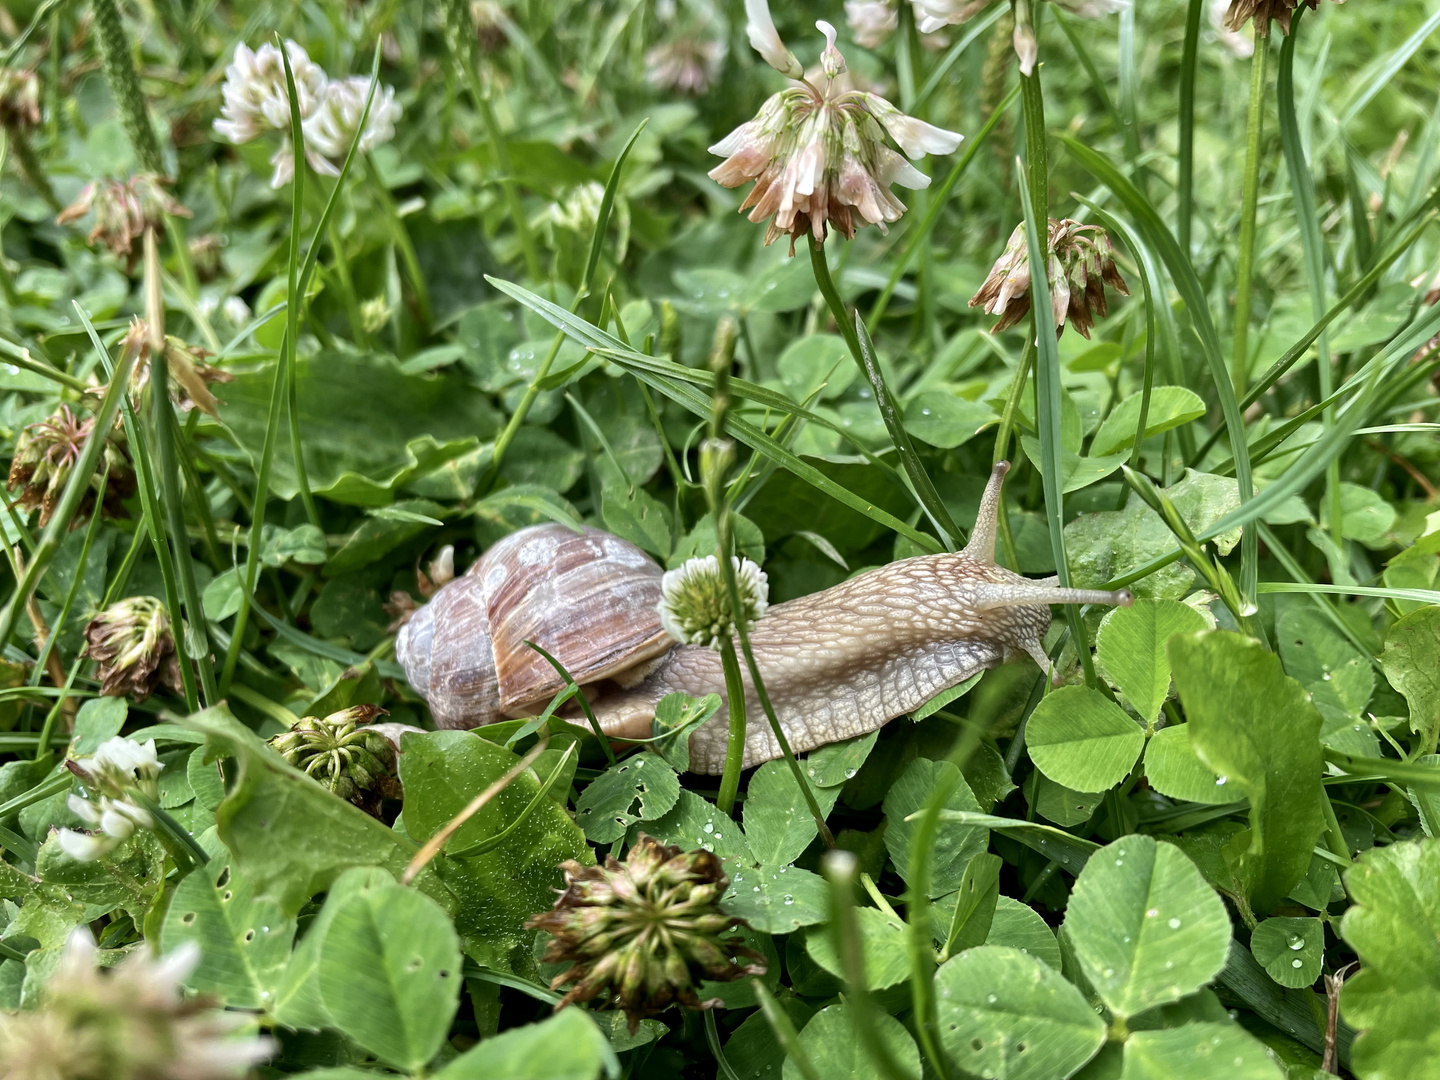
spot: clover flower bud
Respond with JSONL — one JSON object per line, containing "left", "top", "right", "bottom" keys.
{"left": 8, "top": 403, "right": 134, "bottom": 527}
{"left": 526, "top": 834, "right": 766, "bottom": 1033}
{"left": 0, "top": 67, "right": 42, "bottom": 131}
{"left": 360, "top": 295, "right": 393, "bottom": 335}
{"left": 0, "top": 929, "right": 273, "bottom": 1079}
{"left": 845, "top": 0, "right": 899, "bottom": 48}
{"left": 645, "top": 35, "right": 726, "bottom": 95}
{"left": 709, "top": 20, "right": 961, "bottom": 252}
{"left": 269, "top": 705, "right": 401, "bottom": 817}
{"left": 56, "top": 174, "right": 191, "bottom": 262}
{"left": 658, "top": 554, "right": 768, "bottom": 649}
{"left": 81, "top": 596, "right": 184, "bottom": 703}
{"left": 305, "top": 76, "right": 402, "bottom": 162}
{"left": 969, "top": 218, "right": 1129, "bottom": 340}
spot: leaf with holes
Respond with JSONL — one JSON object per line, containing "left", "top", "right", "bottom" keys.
{"left": 317, "top": 876, "right": 463, "bottom": 1072}
{"left": 1061, "top": 835, "right": 1231, "bottom": 1019}
{"left": 161, "top": 855, "right": 296, "bottom": 1009}
{"left": 935, "top": 945, "right": 1105, "bottom": 1080}
{"left": 572, "top": 752, "right": 681, "bottom": 844}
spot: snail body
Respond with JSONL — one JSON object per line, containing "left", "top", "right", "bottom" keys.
{"left": 396, "top": 463, "right": 1132, "bottom": 772}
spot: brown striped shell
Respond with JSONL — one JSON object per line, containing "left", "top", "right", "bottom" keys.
{"left": 395, "top": 524, "right": 672, "bottom": 728}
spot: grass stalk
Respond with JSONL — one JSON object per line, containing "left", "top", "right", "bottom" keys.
{"left": 1178, "top": 0, "right": 1204, "bottom": 253}
{"left": 144, "top": 230, "right": 217, "bottom": 707}
{"left": 1231, "top": 27, "right": 1269, "bottom": 397}
{"left": 822, "top": 850, "right": 914, "bottom": 1080}
{"left": 809, "top": 237, "right": 961, "bottom": 548}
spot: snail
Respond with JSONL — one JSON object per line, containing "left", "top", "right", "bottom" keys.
{"left": 396, "top": 462, "right": 1132, "bottom": 773}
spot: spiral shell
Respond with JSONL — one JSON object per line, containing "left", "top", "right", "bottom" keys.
{"left": 396, "top": 524, "right": 672, "bottom": 728}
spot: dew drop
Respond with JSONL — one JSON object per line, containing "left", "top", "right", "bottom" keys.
{"left": 1168, "top": 918, "right": 1181, "bottom": 929}
{"left": 1145, "top": 908, "right": 1159, "bottom": 918}
{"left": 845, "top": 768, "right": 858, "bottom": 778}
{"left": 1215, "top": 776, "right": 1228, "bottom": 786}
{"left": 987, "top": 994, "right": 998, "bottom": 1004}
{"left": 1292, "top": 958, "right": 1304, "bottom": 969}
{"left": 1287, "top": 934, "right": 1305, "bottom": 951}
{"left": 1102, "top": 968, "right": 1115, "bottom": 979}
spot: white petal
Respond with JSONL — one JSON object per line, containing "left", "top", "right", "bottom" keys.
{"left": 67, "top": 794, "right": 103, "bottom": 826}
{"left": 57, "top": 829, "right": 112, "bottom": 862}
{"left": 745, "top": 0, "right": 804, "bottom": 78}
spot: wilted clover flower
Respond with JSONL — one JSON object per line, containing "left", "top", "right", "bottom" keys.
{"left": 910, "top": 0, "right": 1126, "bottom": 75}
{"left": 1208, "top": 0, "right": 1255, "bottom": 56}
{"left": 0, "top": 930, "right": 273, "bottom": 1080}
{"left": 969, "top": 218, "right": 1129, "bottom": 340}
{"left": 305, "top": 76, "right": 402, "bottom": 163}
{"left": 470, "top": 0, "right": 510, "bottom": 52}
{"left": 526, "top": 834, "right": 766, "bottom": 1032}
{"left": 658, "top": 554, "right": 769, "bottom": 649}
{"left": 646, "top": 35, "right": 726, "bottom": 95}
{"left": 57, "top": 736, "right": 162, "bottom": 862}
{"left": 8, "top": 403, "right": 133, "bottom": 527}
{"left": 269, "top": 705, "right": 401, "bottom": 817}
{"left": 56, "top": 174, "right": 191, "bottom": 261}
{"left": 1223, "top": 0, "right": 1344, "bottom": 36}
{"left": 0, "top": 67, "right": 41, "bottom": 130}
{"left": 845, "top": 0, "right": 899, "bottom": 48}
{"left": 213, "top": 40, "right": 330, "bottom": 187}
{"left": 82, "top": 596, "right": 184, "bottom": 703}
{"left": 709, "top": 4, "right": 962, "bottom": 252}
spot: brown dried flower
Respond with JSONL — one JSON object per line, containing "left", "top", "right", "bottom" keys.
{"left": 56, "top": 174, "right": 191, "bottom": 261}
{"left": 526, "top": 834, "right": 766, "bottom": 1032}
{"left": 1223, "top": 0, "right": 1345, "bottom": 37}
{"left": 8, "top": 403, "right": 133, "bottom": 527}
{"left": 969, "top": 218, "right": 1129, "bottom": 339}
{"left": 82, "top": 596, "right": 184, "bottom": 703}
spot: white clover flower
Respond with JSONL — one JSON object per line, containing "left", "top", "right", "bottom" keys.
{"left": 0, "top": 929, "right": 274, "bottom": 1078}
{"left": 214, "top": 40, "right": 327, "bottom": 144}
{"left": 845, "top": 0, "right": 898, "bottom": 48}
{"left": 305, "top": 76, "right": 402, "bottom": 162}
{"left": 709, "top": 15, "right": 962, "bottom": 251}
{"left": 658, "top": 555, "right": 769, "bottom": 650}
{"left": 645, "top": 35, "right": 726, "bottom": 95}
{"left": 214, "top": 40, "right": 335, "bottom": 188}
{"left": 221, "top": 295, "right": 252, "bottom": 326}
{"left": 58, "top": 792, "right": 154, "bottom": 861}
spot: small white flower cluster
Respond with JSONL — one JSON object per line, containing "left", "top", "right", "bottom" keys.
{"left": 214, "top": 40, "right": 402, "bottom": 188}
{"left": 57, "top": 736, "right": 161, "bottom": 862}
{"left": 0, "top": 929, "right": 274, "bottom": 1078}
{"left": 658, "top": 555, "right": 770, "bottom": 650}
{"left": 710, "top": 1, "right": 963, "bottom": 251}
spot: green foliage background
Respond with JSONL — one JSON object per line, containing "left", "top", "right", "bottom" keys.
{"left": 2, "top": 0, "right": 1440, "bottom": 1077}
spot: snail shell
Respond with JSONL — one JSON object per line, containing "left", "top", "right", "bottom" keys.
{"left": 395, "top": 523, "right": 673, "bottom": 728}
